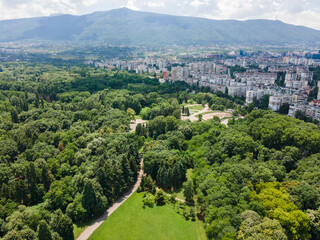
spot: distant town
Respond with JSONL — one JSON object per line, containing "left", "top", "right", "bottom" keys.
{"left": 87, "top": 49, "right": 320, "bottom": 124}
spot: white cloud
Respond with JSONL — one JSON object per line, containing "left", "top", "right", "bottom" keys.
{"left": 146, "top": 1, "right": 165, "bottom": 8}
{"left": 126, "top": 0, "right": 139, "bottom": 10}
{"left": 190, "top": 0, "right": 210, "bottom": 8}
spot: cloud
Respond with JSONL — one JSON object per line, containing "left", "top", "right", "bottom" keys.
{"left": 125, "top": 0, "right": 139, "bottom": 10}
{"left": 0, "top": 0, "right": 319, "bottom": 30}
{"left": 190, "top": 0, "right": 210, "bottom": 8}
{"left": 146, "top": 1, "right": 165, "bottom": 8}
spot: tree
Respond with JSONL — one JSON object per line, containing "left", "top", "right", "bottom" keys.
{"left": 127, "top": 108, "right": 136, "bottom": 121}
{"left": 237, "top": 210, "right": 287, "bottom": 240}
{"left": 56, "top": 215, "right": 73, "bottom": 240}
{"left": 51, "top": 209, "right": 74, "bottom": 240}
{"left": 306, "top": 208, "right": 320, "bottom": 239}
{"left": 10, "top": 109, "right": 19, "bottom": 123}
{"left": 257, "top": 95, "right": 270, "bottom": 110}
{"left": 135, "top": 123, "right": 143, "bottom": 136}
{"left": 26, "top": 162, "right": 38, "bottom": 204}
{"left": 37, "top": 220, "right": 52, "bottom": 240}
{"left": 291, "top": 184, "right": 319, "bottom": 210}
{"left": 66, "top": 194, "right": 86, "bottom": 223}
{"left": 44, "top": 179, "right": 73, "bottom": 210}
{"left": 253, "top": 182, "right": 311, "bottom": 240}
{"left": 185, "top": 107, "right": 190, "bottom": 116}
{"left": 82, "top": 180, "right": 97, "bottom": 218}
{"left": 183, "top": 180, "right": 195, "bottom": 202}
{"left": 279, "top": 103, "right": 290, "bottom": 114}
{"left": 155, "top": 190, "right": 166, "bottom": 206}
{"left": 82, "top": 180, "right": 108, "bottom": 218}
{"left": 198, "top": 114, "right": 203, "bottom": 122}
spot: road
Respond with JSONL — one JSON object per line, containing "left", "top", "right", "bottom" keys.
{"left": 77, "top": 159, "right": 144, "bottom": 240}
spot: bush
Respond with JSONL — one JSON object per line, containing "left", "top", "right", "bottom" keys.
{"left": 183, "top": 206, "right": 190, "bottom": 220}
{"left": 142, "top": 194, "right": 154, "bottom": 208}
{"left": 190, "top": 207, "right": 196, "bottom": 221}
{"left": 154, "top": 190, "right": 166, "bottom": 206}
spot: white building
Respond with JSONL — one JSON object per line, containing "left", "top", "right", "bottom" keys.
{"left": 269, "top": 95, "right": 294, "bottom": 111}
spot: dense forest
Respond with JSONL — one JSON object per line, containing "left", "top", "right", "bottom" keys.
{"left": 1, "top": 62, "right": 320, "bottom": 240}
{"left": 138, "top": 109, "right": 320, "bottom": 240}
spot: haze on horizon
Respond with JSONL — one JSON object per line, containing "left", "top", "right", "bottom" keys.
{"left": 0, "top": 0, "right": 319, "bottom": 31}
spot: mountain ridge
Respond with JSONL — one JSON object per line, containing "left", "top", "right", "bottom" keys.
{"left": 0, "top": 7, "right": 319, "bottom": 45}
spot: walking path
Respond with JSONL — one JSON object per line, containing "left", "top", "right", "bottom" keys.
{"left": 181, "top": 105, "right": 233, "bottom": 122}
{"left": 77, "top": 159, "right": 144, "bottom": 240}
{"left": 181, "top": 105, "right": 210, "bottom": 121}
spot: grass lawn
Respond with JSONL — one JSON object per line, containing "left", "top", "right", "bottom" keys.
{"left": 89, "top": 192, "right": 206, "bottom": 240}
{"left": 187, "top": 105, "right": 203, "bottom": 110}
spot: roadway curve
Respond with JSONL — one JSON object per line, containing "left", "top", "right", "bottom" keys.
{"left": 77, "top": 159, "right": 144, "bottom": 240}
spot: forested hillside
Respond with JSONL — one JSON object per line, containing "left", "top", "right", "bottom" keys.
{"left": 1, "top": 62, "right": 320, "bottom": 240}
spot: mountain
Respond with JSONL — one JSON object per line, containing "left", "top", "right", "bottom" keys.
{"left": 0, "top": 7, "right": 319, "bottom": 45}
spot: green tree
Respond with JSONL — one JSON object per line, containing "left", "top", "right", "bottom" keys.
{"left": 10, "top": 109, "right": 19, "bottom": 123}
{"left": 51, "top": 209, "right": 74, "bottom": 240}
{"left": 82, "top": 180, "right": 97, "bottom": 218}
{"left": 37, "top": 220, "right": 52, "bottom": 240}
{"left": 127, "top": 108, "right": 136, "bottom": 121}
{"left": 183, "top": 180, "right": 195, "bottom": 202}
{"left": 237, "top": 210, "right": 287, "bottom": 240}
{"left": 291, "top": 184, "right": 319, "bottom": 210}
{"left": 279, "top": 103, "right": 290, "bottom": 114}
{"left": 155, "top": 190, "right": 166, "bottom": 206}
{"left": 253, "top": 182, "right": 311, "bottom": 240}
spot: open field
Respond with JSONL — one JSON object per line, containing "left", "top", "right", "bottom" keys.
{"left": 201, "top": 112, "right": 233, "bottom": 121}
{"left": 89, "top": 192, "right": 207, "bottom": 240}
{"left": 186, "top": 104, "right": 204, "bottom": 110}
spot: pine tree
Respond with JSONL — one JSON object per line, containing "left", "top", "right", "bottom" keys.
{"left": 35, "top": 94, "right": 39, "bottom": 108}
{"left": 183, "top": 180, "right": 195, "bottom": 202}
{"left": 82, "top": 180, "right": 97, "bottom": 218}
{"left": 10, "top": 109, "right": 19, "bottom": 123}
{"left": 26, "top": 162, "right": 38, "bottom": 204}
{"left": 186, "top": 107, "right": 190, "bottom": 116}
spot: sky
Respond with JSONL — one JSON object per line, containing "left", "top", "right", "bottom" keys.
{"left": 0, "top": 0, "right": 319, "bottom": 30}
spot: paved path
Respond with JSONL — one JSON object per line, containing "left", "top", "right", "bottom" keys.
{"left": 77, "top": 159, "right": 144, "bottom": 240}
{"left": 181, "top": 105, "right": 210, "bottom": 121}
{"left": 182, "top": 105, "right": 232, "bottom": 122}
